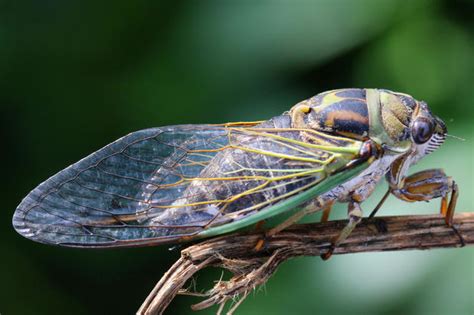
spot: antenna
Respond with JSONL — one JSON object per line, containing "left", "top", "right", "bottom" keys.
{"left": 446, "top": 134, "right": 466, "bottom": 141}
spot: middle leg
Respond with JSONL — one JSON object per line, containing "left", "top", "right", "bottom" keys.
{"left": 265, "top": 198, "right": 330, "bottom": 237}
{"left": 321, "top": 199, "right": 363, "bottom": 260}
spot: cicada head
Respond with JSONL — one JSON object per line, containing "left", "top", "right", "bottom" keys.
{"left": 367, "top": 89, "right": 448, "bottom": 187}
{"left": 373, "top": 89, "right": 447, "bottom": 160}
{"left": 408, "top": 100, "right": 447, "bottom": 161}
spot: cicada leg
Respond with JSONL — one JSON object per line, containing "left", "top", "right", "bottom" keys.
{"left": 441, "top": 181, "right": 458, "bottom": 227}
{"left": 320, "top": 202, "right": 334, "bottom": 223}
{"left": 391, "top": 169, "right": 458, "bottom": 225}
{"left": 368, "top": 188, "right": 391, "bottom": 219}
{"left": 253, "top": 220, "right": 267, "bottom": 251}
{"left": 321, "top": 200, "right": 363, "bottom": 260}
{"left": 254, "top": 199, "right": 333, "bottom": 251}
{"left": 265, "top": 199, "right": 324, "bottom": 238}
{"left": 390, "top": 169, "right": 464, "bottom": 246}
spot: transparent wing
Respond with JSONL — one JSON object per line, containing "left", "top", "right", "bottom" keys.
{"left": 13, "top": 118, "right": 361, "bottom": 247}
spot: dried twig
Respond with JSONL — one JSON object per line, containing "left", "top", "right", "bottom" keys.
{"left": 137, "top": 213, "right": 473, "bottom": 315}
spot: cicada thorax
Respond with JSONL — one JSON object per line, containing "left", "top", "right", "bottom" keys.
{"left": 376, "top": 90, "right": 416, "bottom": 142}
{"left": 296, "top": 88, "right": 370, "bottom": 140}
{"left": 295, "top": 88, "right": 418, "bottom": 145}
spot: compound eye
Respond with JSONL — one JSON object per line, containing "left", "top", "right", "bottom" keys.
{"left": 412, "top": 118, "right": 434, "bottom": 144}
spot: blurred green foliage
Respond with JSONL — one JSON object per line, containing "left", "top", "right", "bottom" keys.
{"left": 0, "top": 1, "right": 472, "bottom": 314}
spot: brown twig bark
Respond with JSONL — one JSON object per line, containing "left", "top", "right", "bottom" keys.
{"left": 137, "top": 213, "right": 473, "bottom": 315}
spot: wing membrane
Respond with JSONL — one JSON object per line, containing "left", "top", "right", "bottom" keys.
{"left": 13, "top": 117, "right": 362, "bottom": 247}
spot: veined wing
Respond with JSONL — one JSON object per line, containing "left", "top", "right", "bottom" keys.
{"left": 13, "top": 116, "right": 363, "bottom": 248}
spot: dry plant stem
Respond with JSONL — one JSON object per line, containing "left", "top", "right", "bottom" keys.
{"left": 137, "top": 213, "right": 473, "bottom": 315}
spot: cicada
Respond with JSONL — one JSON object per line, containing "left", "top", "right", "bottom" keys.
{"left": 13, "top": 88, "right": 458, "bottom": 257}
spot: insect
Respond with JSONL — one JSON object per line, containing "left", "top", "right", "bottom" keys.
{"left": 13, "top": 88, "right": 458, "bottom": 257}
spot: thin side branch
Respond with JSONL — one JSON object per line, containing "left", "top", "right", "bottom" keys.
{"left": 137, "top": 213, "right": 473, "bottom": 315}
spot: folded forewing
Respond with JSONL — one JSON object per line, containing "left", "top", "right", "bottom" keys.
{"left": 13, "top": 126, "right": 231, "bottom": 245}
{"left": 13, "top": 121, "right": 361, "bottom": 247}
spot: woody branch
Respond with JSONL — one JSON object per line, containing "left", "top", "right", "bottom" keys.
{"left": 137, "top": 213, "right": 473, "bottom": 315}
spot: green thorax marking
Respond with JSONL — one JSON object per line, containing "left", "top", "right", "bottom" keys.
{"left": 366, "top": 89, "right": 411, "bottom": 153}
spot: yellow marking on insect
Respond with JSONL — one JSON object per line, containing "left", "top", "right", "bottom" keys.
{"left": 231, "top": 128, "right": 360, "bottom": 154}
{"left": 127, "top": 124, "right": 358, "bottom": 218}
{"left": 226, "top": 168, "right": 324, "bottom": 201}
{"left": 150, "top": 166, "right": 327, "bottom": 209}
{"left": 320, "top": 93, "right": 344, "bottom": 106}
{"left": 187, "top": 152, "right": 216, "bottom": 159}
{"left": 232, "top": 145, "right": 329, "bottom": 163}
{"left": 155, "top": 176, "right": 310, "bottom": 222}
{"left": 236, "top": 144, "right": 337, "bottom": 164}
{"left": 156, "top": 178, "right": 186, "bottom": 188}
{"left": 226, "top": 181, "right": 271, "bottom": 203}
{"left": 206, "top": 168, "right": 326, "bottom": 225}
{"left": 179, "top": 159, "right": 210, "bottom": 167}
{"left": 154, "top": 129, "right": 348, "bottom": 189}
{"left": 325, "top": 110, "right": 369, "bottom": 126}
{"left": 319, "top": 93, "right": 366, "bottom": 107}
{"left": 188, "top": 166, "right": 328, "bottom": 183}
{"left": 262, "top": 137, "right": 334, "bottom": 160}
{"left": 252, "top": 176, "right": 310, "bottom": 193}
{"left": 301, "top": 133, "right": 345, "bottom": 148}
{"left": 218, "top": 167, "right": 327, "bottom": 216}
{"left": 150, "top": 199, "right": 227, "bottom": 209}
{"left": 332, "top": 131, "right": 364, "bottom": 140}
{"left": 220, "top": 121, "right": 266, "bottom": 127}
{"left": 250, "top": 127, "right": 359, "bottom": 144}
{"left": 227, "top": 177, "right": 322, "bottom": 217}
{"left": 222, "top": 166, "right": 315, "bottom": 175}
{"left": 95, "top": 165, "right": 328, "bottom": 224}
{"left": 188, "top": 145, "right": 328, "bottom": 164}
{"left": 220, "top": 169, "right": 313, "bottom": 197}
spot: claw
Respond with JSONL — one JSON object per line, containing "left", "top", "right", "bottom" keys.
{"left": 321, "top": 245, "right": 335, "bottom": 261}
{"left": 321, "top": 200, "right": 362, "bottom": 261}
{"left": 372, "top": 218, "right": 388, "bottom": 233}
{"left": 254, "top": 238, "right": 266, "bottom": 252}
{"left": 444, "top": 181, "right": 458, "bottom": 227}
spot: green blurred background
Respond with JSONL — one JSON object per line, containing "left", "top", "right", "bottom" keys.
{"left": 1, "top": 1, "right": 473, "bottom": 314}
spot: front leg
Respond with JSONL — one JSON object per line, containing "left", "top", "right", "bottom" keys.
{"left": 391, "top": 169, "right": 458, "bottom": 226}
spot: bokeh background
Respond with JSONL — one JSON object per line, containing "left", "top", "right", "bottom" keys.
{"left": 1, "top": 1, "right": 473, "bottom": 314}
